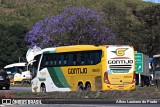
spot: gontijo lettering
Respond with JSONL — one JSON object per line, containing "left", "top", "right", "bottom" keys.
{"left": 108, "top": 60, "right": 133, "bottom": 64}
{"left": 68, "top": 68, "right": 87, "bottom": 74}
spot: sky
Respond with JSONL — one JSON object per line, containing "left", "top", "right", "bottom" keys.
{"left": 143, "top": 0, "right": 160, "bottom": 3}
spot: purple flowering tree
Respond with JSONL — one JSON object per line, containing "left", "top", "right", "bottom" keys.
{"left": 25, "top": 6, "right": 115, "bottom": 48}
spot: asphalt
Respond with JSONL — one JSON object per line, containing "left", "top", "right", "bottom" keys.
{"left": 0, "top": 87, "right": 31, "bottom": 93}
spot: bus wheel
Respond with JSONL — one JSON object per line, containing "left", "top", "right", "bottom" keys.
{"left": 0, "top": 87, "right": 3, "bottom": 90}
{"left": 40, "top": 84, "right": 46, "bottom": 92}
{"left": 78, "top": 83, "right": 83, "bottom": 91}
{"left": 21, "top": 80, "right": 30, "bottom": 85}
{"left": 86, "top": 83, "right": 91, "bottom": 91}
{"left": 5, "top": 86, "right": 10, "bottom": 90}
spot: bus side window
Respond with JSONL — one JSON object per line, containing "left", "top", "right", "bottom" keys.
{"left": 95, "top": 51, "right": 102, "bottom": 64}
{"left": 73, "top": 54, "right": 77, "bottom": 65}
{"left": 52, "top": 55, "right": 56, "bottom": 66}
{"left": 64, "top": 54, "right": 68, "bottom": 65}
{"left": 60, "top": 54, "right": 64, "bottom": 66}
{"left": 76, "top": 53, "right": 81, "bottom": 65}
{"left": 88, "top": 52, "right": 95, "bottom": 65}
{"left": 56, "top": 54, "right": 61, "bottom": 65}
{"left": 45, "top": 55, "right": 49, "bottom": 66}
{"left": 68, "top": 53, "right": 72, "bottom": 65}
{"left": 80, "top": 53, "right": 85, "bottom": 65}
{"left": 50, "top": 55, "right": 53, "bottom": 66}
{"left": 85, "top": 52, "right": 91, "bottom": 65}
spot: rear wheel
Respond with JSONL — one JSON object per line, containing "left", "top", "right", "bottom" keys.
{"left": 40, "top": 84, "right": 46, "bottom": 92}
{"left": 86, "top": 83, "right": 91, "bottom": 91}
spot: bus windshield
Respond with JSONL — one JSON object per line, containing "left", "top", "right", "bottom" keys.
{"left": 5, "top": 66, "right": 27, "bottom": 75}
{"left": 153, "top": 57, "right": 160, "bottom": 70}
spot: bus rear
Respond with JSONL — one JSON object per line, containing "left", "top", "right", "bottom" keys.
{"left": 103, "top": 45, "right": 135, "bottom": 90}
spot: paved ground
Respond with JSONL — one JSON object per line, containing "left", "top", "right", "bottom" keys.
{"left": 1, "top": 104, "right": 160, "bottom": 107}
{"left": 0, "top": 87, "right": 31, "bottom": 93}
{"left": 0, "top": 86, "right": 160, "bottom": 107}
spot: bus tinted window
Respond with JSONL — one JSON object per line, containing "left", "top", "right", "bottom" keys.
{"left": 40, "top": 50, "right": 102, "bottom": 69}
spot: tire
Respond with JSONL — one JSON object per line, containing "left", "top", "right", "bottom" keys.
{"left": 86, "top": 83, "right": 91, "bottom": 91}
{"left": 140, "top": 80, "right": 144, "bottom": 87}
{"left": 40, "top": 84, "right": 46, "bottom": 93}
{"left": 140, "top": 76, "right": 144, "bottom": 87}
{"left": 21, "top": 80, "right": 30, "bottom": 85}
{"left": 78, "top": 83, "right": 83, "bottom": 91}
{"left": 146, "top": 78, "right": 150, "bottom": 86}
{"left": 6, "top": 86, "right": 10, "bottom": 90}
{"left": 0, "top": 87, "right": 3, "bottom": 90}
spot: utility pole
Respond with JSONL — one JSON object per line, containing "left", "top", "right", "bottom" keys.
{"left": 19, "top": 57, "right": 20, "bottom": 62}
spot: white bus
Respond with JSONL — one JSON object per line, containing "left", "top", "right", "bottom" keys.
{"left": 152, "top": 54, "right": 160, "bottom": 87}
{"left": 4, "top": 62, "right": 31, "bottom": 85}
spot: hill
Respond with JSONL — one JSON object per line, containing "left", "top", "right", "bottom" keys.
{"left": 0, "top": 0, "right": 158, "bottom": 66}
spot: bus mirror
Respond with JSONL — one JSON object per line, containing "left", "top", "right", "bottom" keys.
{"left": 30, "top": 62, "right": 33, "bottom": 66}
{"left": 28, "top": 60, "right": 36, "bottom": 66}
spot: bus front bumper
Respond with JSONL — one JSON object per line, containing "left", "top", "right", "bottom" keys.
{"left": 103, "top": 83, "right": 135, "bottom": 91}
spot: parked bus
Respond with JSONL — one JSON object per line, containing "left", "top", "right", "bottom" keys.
{"left": 4, "top": 62, "right": 31, "bottom": 85}
{"left": 152, "top": 54, "right": 160, "bottom": 87}
{"left": 29, "top": 45, "right": 135, "bottom": 92}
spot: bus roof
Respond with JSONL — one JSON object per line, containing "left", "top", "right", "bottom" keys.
{"left": 106, "top": 45, "right": 133, "bottom": 48}
{"left": 153, "top": 54, "right": 160, "bottom": 58}
{"left": 37, "top": 45, "right": 105, "bottom": 55}
{"left": 55, "top": 45, "right": 103, "bottom": 52}
{"left": 4, "top": 62, "right": 27, "bottom": 69}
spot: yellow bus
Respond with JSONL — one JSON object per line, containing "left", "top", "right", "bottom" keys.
{"left": 29, "top": 45, "right": 135, "bottom": 92}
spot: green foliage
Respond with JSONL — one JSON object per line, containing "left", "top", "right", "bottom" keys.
{"left": 133, "top": 4, "right": 160, "bottom": 56}
{"left": 12, "top": 87, "right": 160, "bottom": 99}
{"left": 0, "top": 0, "right": 159, "bottom": 67}
{"left": 102, "top": 2, "right": 133, "bottom": 44}
{"left": 0, "top": 23, "right": 27, "bottom": 68}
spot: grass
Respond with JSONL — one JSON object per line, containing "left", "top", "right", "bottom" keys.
{"left": 3, "top": 86, "right": 159, "bottom": 99}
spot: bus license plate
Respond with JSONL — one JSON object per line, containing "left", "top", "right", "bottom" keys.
{"left": 118, "top": 86, "right": 124, "bottom": 89}
{"left": 0, "top": 76, "right": 3, "bottom": 80}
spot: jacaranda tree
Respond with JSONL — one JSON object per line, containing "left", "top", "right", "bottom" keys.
{"left": 25, "top": 6, "right": 115, "bottom": 48}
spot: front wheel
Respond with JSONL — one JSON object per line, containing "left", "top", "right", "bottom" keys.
{"left": 0, "top": 87, "right": 3, "bottom": 90}
{"left": 6, "top": 86, "right": 10, "bottom": 90}
{"left": 21, "top": 80, "right": 30, "bottom": 85}
{"left": 78, "top": 83, "right": 83, "bottom": 91}
{"left": 40, "top": 84, "right": 46, "bottom": 92}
